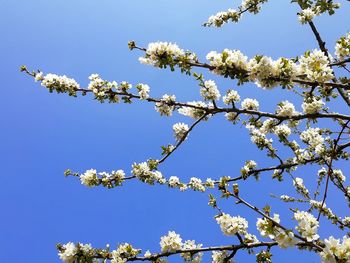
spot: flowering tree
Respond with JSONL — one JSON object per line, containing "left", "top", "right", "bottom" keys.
{"left": 21, "top": 0, "right": 350, "bottom": 262}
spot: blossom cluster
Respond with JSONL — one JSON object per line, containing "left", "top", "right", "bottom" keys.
{"left": 298, "top": 8, "right": 317, "bottom": 24}
{"left": 293, "top": 211, "right": 319, "bottom": 242}
{"left": 241, "top": 98, "right": 259, "bottom": 111}
{"left": 136, "top": 83, "right": 150, "bottom": 99}
{"left": 173, "top": 122, "right": 189, "bottom": 141}
{"left": 301, "top": 97, "right": 325, "bottom": 114}
{"left": 160, "top": 231, "right": 183, "bottom": 252}
{"left": 320, "top": 236, "right": 350, "bottom": 262}
{"left": 58, "top": 242, "right": 100, "bottom": 263}
{"left": 275, "top": 100, "right": 298, "bottom": 117}
{"left": 256, "top": 214, "right": 280, "bottom": 239}
{"left": 167, "top": 176, "right": 214, "bottom": 192}
{"left": 181, "top": 240, "right": 203, "bottom": 263}
{"left": 204, "top": 9, "right": 240, "bottom": 27}
{"left": 300, "top": 127, "right": 325, "bottom": 155}
{"left": 79, "top": 169, "right": 125, "bottom": 188}
{"left": 32, "top": 70, "right": 157, "bottom": 105}
{"left": 212, "top": 251, "right": 233, "bottom": 263}
{"left": 200, "top": 80, "right": 221, "bottom": 101}
{"left": 138, "top": 42, "right": 197, "bottom": 74}
{"left": 223, "top": 89, "right": 241, "bottom": 105}
{"left": 217, "top": 48, "right": 331, "bottom": 90}
{"left": 139, "top": 42, "right": 184, "bottom": 66}
{"left": 87, "top": 74, "right": 118, "bottom": 100}
{"left": 205, "top": 48, "right": 333, "bottom": 87}
{"left": 247, "top": 126, "right": 273, "bottom": 150}
{"left": 299, "top": 50, "right": 333, "bottom": 83}
{"left": 216, "top": 213, "right": 248, "bottom": 236}
{"left": 335, "top": 32, "right": 350, "bottom": 60}
{"left": 274, "top": 231, "right": 297, "bottom": 249}
{"left": 178, "top": 101, "right": 209, "bottom": 119}
{"left": 111, "top": 243, "right": 141, "bottom": 263}
{"left": 204, "top": 0, "right": 268, "bottom": 27}
{"left": 332, "top": 169, "right": 346, "bottom": 183}
{"left": 293, "top": 177, "right": 309, "bottom": 198}
{"left": 159, "top": 231, "right": 203, "bottom": 262}
{"left": 155, "top": 94, "right": 176, "bottom": 116}
{"left": 240, "top": 160, "right": 257, "bottom": 179}
{"left": 274, "top": 124, "right": 292, "bottom": 138}
{"left": 132, "top": 162, "right": 165, "bottom": 185}
{"left": 37, "top": 72, "right": 80, "bottom": 96}
{"left": 188, "top": 177, "right": 206, "bottom": 192}
{"left": 256, "top": 214, "right": 297, "bottom": 248}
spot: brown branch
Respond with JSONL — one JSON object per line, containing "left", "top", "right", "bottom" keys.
{"left": 317, "top": 120, "right": 350, "bottom": 221}
{"left": 158, "top": 114, "right": 208, "bottom": 164}
{"left": 330, "top": 58, "right": 350, "bottom": 67}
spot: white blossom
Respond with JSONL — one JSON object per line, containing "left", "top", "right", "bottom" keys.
{"left": 274, "top": 124, "right": 291, "bottom": 137}
{"left": 41, "top": 73, "right": 80, "bottom": 92}
{"left": 34, "top": 72, "right": 43, "bottom": 82}
{"left": 160, "top": 231, "right": 182, "bottom": 252}
{"left": 188, "top": 177, "right": 205, "bottom": 192}
{"left": 335, "top": 32, "right": 350, "bottom": 60}
{"left": 131, "top": 162, "right": 164, "bottom": 185}
{"left": 178, "top": 101, "right": 208, "bottom": 119}
{"left": 111, "top": 243, "right": 140, "bottom": 263}
{"left": 256, "top": 214, "right": 280, "bottom": 239}
{"left": 249, "top": 128, "right": 273, "bottom": 149}
{"left": 293, "top": 177, "right": 309, "bottom": 197}
{"left": 205, "top": 9, "right": 240, "bottom": 27}
{"left": 58, "top": 242, "right": 77, "bottom": 263}
{"left": 168, "top": 176, "right": 181, "bottom": 188}
{"left": 241, "top": 160, "right": 257, "bottom": 178}
{"left": 333, "top": 169, "right": 346, "bottom": 183}
{"left": 259, "top": 118, "right": 275, "bottom": 134}
{"left": 276, "top": 101, "right": 297, "bottom": 117}
{"left": 293, "top": 211, "right": 319, "bottom": 242}
{"left": 300, "top": 127, "right": 324, "bottom": 149}
{"left": 80, "top": 169, "right": 98, "bottom": 187}
{"left": 139, "top": 42, "right": 185, "bottom": 67}
{"left": 342, "top": 217, "right": 350, "bottom": 226}
{"left": 280, "top": 195, "right": 295, "bottom": 202}
{"left": 136, "top": 84, "right": 150, "bottom": 100}
{"left": 155, "top": 94, "right": 176, "bottom": 116}
{"left": 225, "top": 112, "right": 239, "bottom": 122}
{"left": 241, "top": 98, "right": 259, "bottom": 111}
{"left": 212, "top": 251, "right": 233, "bottom": 263}
{"left": 302, "top": 97, "right": 325, "bottom": 114}
{"left": 242, "top": 0, "right": 267, "bottom": 14}
{"left": 205, "top": 178, "right": 215, "bottom": 188}
{"left": 216, "top": 213, "right": 248, "bottom": 236}
{"left": 275, "top": 230, "right": 297, "bottom": 248}
{"left": 200, "top": 80, "right": 221, "bottom": 101}
{"left": 181, "top": 240, "right": 203, "bottom": 263}
{"left": 244, "top": 233, "right": 259, "bottom": 244}
{"left": 319, "top": 236, "right": 350, "bottom": 262}
{"left": 298, "top": 8, "right": 316, "bottom": 24}
{"left": 299, "top": 49, "right": 333, "bottom": 83}
{"left": 223, "top": 89, "right": 241, "bottom": 105}
{"left": 248, "top": 56, "right": 276, "bottom": 88}
{"left": 173, "top": 122, "right": 189, "bottom": 141}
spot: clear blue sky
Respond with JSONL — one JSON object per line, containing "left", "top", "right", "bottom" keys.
{"left": 1, "top": 1, "right": 349, "bottom": 262}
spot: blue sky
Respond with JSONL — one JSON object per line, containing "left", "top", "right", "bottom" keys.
{"left": 1, "top": 0, "right": 349, "bottom": 262}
